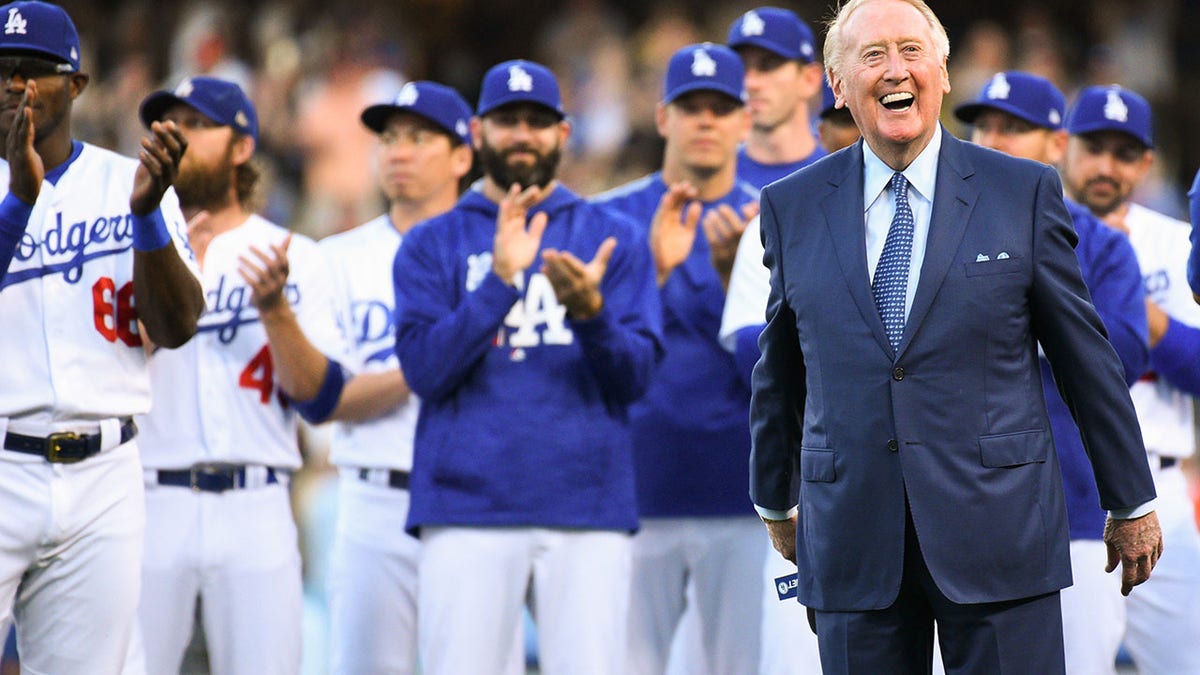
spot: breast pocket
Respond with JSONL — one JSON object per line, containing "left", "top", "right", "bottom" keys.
{"left": 963, "top": 257, "right": 1023, "bottom": 277}
{"left": 801, "top": 447, "right": 836, "bottom": 482}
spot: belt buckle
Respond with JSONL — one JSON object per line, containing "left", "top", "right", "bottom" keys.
{"left": 46, "top": 431, "right": 83, "bottom": 464}
{"left": 190, "top": 463, "right": 234, "bottom": 492}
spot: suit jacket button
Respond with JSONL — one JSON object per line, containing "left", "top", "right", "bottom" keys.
{"left": 887, "top": 439, "right": 898, "bottom": 452}
{"left": 892, "top": 366, "right": 905, "bottom": 381}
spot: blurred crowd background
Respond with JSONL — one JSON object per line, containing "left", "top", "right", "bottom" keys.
{"left": 21, "top": 0, "right": 1199, "bottom": 672}
{"left": 56, "top": 0, "right": 1200, "bottom": 240}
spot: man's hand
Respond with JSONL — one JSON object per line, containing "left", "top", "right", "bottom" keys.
{"left": 542, "top": 237, "right": 616, "bottom": 320}
{"left": 493, "top": 183, "right": 548, "bottom": 284}
{"left": 238, "top": 234, "right": 292, "bottom": 315}
{"left": 703, "top": 202, "right": 759, "bottom": 292}
{"left": 1103, "top": 511, "right": 1164, "bottom": 596}
{"left": 131, "top": 120, "right": 187, "bottom": 216}
{"left": 5, "top": 80, "right": 43, "bottom": 205}
{"left": 650, "top": 181, "right": 701, "bottom": 286}
{"left": 763, "top": 515, "right": 798, "bottom": 564}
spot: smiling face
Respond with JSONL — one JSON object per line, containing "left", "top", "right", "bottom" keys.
{"left": 829, "top": 0, "right": 950, "bottom": 169}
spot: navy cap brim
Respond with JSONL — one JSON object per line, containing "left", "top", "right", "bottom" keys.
{"left": 1069, "top": 121, "right": 1153, "bottom": 149}
{"left": 729, "top": 36, "right": 807, "bottom": 63}
{"left": 665, "top": 82, "right": 744, "bottom": 105}
{"left": 0, "top": 46, "right": 74, "bottom": 71}
{"left": 477, "top": 97, "right": 565, "bottom": 120}
{"left": 360, "top": 103, "right": 462, "bottom": 141}
{"left": 138, "top": 91, "right": 225, "bottom": 132}
{"left": 954, "top": 99, "right": 1053, "bottom": 129}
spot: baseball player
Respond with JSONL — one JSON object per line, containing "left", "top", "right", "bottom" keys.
{"left": 1063, "top": 84, "right": 1200, "bottom": 674}
{"left": 591, "top": 43, "right": 761, "bottom": 675}
{"left": 0, "top": 2, "right": 202, "bottom": 673}
{"left": 393, "top": 59, "right": 663, "bottom": 675}
{"left": 130, "top": 76, "right": 350, "bottom": 675}
{"left": 954, "top": 72, "right": 1150, "bottom": 674}
{"left": 727, "top": 7, "right": 827, "bottom": 189}
{"left": 321, "top": 81, "right": 483, "bottom": 675}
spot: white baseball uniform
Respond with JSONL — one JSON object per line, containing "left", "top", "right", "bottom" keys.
{"left": 320, "top": 215, "right": 423, "bottom": 675}
{"left": 1119, "top": 203, "right": 1200, "bottom": 674}
{"left": 717, "top": 214, "right": 823, "bottom": 675}
{"left": 133, "top": 215, "right": 349, "bottom": 675}
{"left": 0, "top": 142, "right": 196, "bottom": 675}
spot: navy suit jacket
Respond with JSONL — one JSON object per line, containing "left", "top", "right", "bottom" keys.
{"left": 750, "top": 129, "right": 1157, "bottom": 611}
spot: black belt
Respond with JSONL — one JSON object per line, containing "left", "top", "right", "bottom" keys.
{"left": 358, "top": 468, "right": 410, "bottom": 490}
{"left": 1160, "top": 457, "right": 1177, "bottom": 470}
{"left": 156, "top": 465, "right": 283, "bottom": 493}
{"left": 3, "top": 418, "right": 137, "bottom": 463}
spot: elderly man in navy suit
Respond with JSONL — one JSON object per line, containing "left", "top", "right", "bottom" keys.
{"left": 749, "top": 0, "right": 1163, "bottom": 673}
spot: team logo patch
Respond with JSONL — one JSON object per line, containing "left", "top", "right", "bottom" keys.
{"left": 741, "top": 10, "right": 765, "bottom": 37}
{"left": 1048, "top": 109, "right": 1061, "bottom": 126}
{"left": 507, "top": 65, "right": 533, "bottom": 93}
{"left": 175, "top": 78, "right": 194, "bottom": 98}
{"left": 4, "top": 8, "right": 27, "bottom": 35}
{"left": 456, "top": 119, "right": 468, "bottom": 138}
{"left": 1104, "top": 89, "right": 1128, "bottom": 123}
{"left": 985, "top": 72, "right": 1010, "bottom": 100}
{"left": 691, "top": 48, "right": 717, "bottom": 78}
{"left": 396, "top": 82, "right": 419, "bottom": 106}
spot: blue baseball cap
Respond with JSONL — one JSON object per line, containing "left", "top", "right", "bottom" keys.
{"left": 953, "top": 71, "right": 1066, "bottom": 130}
{"left": 727, "top": 7, "right": 816, "bottom": 64}
{"left": 139, "top": 76, "right": 259, "bottom": 144}
{"left": 361, "top": 81, "right": 472, "bottom": 145}
{"left": 0, "top": 1, "right": 80, "bottom": 72}
{"left": 477, "top": 59, "right": 564, "bottom": 119}
{"left": 1067, "top": 84, "right": 1154, "bottom": 149}
{"left": 663, "top": 43, "right": 745, "bottom": 105}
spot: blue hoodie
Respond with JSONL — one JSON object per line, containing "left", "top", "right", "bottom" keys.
{"left": 394, "top": 184, "right": 663, "bottom": 533}
{"left": 594, "top": 172, "right": 760, "bottom": 517}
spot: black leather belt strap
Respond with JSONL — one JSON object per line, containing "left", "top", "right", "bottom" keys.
{"left": 3, "top": 418, "right": 137, "bottom": 463}
{"left": 358, "top": 468, "right": 410, "bottom": 490}
{"left": 156, "top": 465, "right": 283, "bottom": 493}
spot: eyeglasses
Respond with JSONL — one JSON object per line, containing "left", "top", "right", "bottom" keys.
{"left": 0, "top": 56, "right": 72, "bottom": 82}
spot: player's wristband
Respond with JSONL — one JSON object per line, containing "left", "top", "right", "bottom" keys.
{"left": 0, "top": 192, "right": 35, "bottom": 277}
{"left": 292, "top": 357, "right": 347, "bottom": 424}
{"left": 131, "top": 208, "right": 172, "bottom": 252}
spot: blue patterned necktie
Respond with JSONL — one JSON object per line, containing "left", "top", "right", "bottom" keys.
{"left": 873, "top": 172, "right": 914, "bottom": 350}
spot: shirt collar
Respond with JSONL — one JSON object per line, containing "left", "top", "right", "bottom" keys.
{"left": 861, "top": 125, "right": 942, "bottom": 208}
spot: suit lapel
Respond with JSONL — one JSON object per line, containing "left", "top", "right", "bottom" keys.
{"left": 821, "top": 143, "right": 894, "bottom": 359}
{"left": 896, "top": 131, "right": 978, "bottom": 360}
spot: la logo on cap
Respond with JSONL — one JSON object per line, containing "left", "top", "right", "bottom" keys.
{"left": 234, "top": 110, "right": 249, "bottom": 128}
{"left": 175, "top": 79, "right": 194, "bottom": 98}
{"left": 1049, "top": 109, "right": 1061, "bottom": 125}
{"left": 1104, "top": 89, "right": 1128, "bottom": 123}
{"left": 986, "top": 73, "right": 1011, "bottom": 100}
{"left": 396, "top": 83, "right": 419, "bottom": 106}
{"left": 692, "top": 49, "right": 717, "bottom": 77}
{"left": 741, "top": 10, "right": 765, "bottom": 37}
{"left": 507, "top": 65, "right": 533, "bottom": 93}
{"left": 456, "top": 119, "right": 468, "bottom": 137}
{"left": 4, "top": 7, "right": 27, "bottom": 35}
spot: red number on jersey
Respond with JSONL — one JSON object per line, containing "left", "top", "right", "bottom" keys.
{"left": 239, "top": 345, "right": 274, "bottom": 404}
{"left": 92, "top": 277, "right": 142, "bottom": 346}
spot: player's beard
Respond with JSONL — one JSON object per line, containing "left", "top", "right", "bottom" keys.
{"left": 175, "top": 145, "right": 237, "bottom": 212}
{"left": 478, "top": 138, "right": 561, "bottom": 190}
